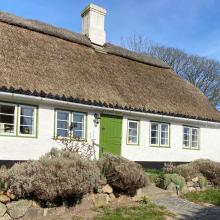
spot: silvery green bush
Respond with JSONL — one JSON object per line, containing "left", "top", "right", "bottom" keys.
{"left": 99, "top": 154, "right": 148, "bottom": 195}
{"left": 2, "top": 148, "right": 105, "bottom": 206}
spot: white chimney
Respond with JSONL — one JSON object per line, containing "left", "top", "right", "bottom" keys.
{"left": 81, "top": 4, "right": 106, "bottom": 46}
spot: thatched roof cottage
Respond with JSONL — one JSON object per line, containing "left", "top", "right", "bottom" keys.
{"left": 0, "top": 4, "right": 220, "bottom": 165}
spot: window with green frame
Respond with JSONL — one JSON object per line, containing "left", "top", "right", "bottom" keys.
{"left": 150, "top": 122, "right": 170, "bottom": 147}
{"left": 55, "top": 110, "right": 86, "bottom": 139}
{"left": 0, "top": 102, "right": 37, "bottom": 137}
{"left": 183, "top": 126, "right": 199, "bottom": 149}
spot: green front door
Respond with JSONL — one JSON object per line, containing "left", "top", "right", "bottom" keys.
{"left": 100, "top": 114, "right": 122, "bottom": 156}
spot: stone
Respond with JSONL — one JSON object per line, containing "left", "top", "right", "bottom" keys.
{"left": 167, "top": 182, "right": 177, "bottom": 192}
{"left": 0, "top": 213, "right": 12, "bottom": 220}
{"left": 93, "top": 194, "right": 109, "bottom": 208}
{"left": 186, "top": 181, "right": 194, "bottom": 187}
{"left": 109, "top": 193, "right": 116, "bottom": 201}
{"left": 188, "top": 187, "right": 196, "bottom": 192}
{"left": 6, "top": 190, "right": 15, "bottom": 201}
{"left": 102, "top": 184, "right": 113, "bottom": 194}
{"left": 195, "top": 187, "right": 201, "bottom": 191}
{"left": 32, "top": 201, "right": 40, "bottom": 208}
{"left": 192, "top": 177, "right": 199, "bottom": 183}
{"left": 0, "top": 195, "right": 10, "bottom": 204}
{"left": 18, "top": 208, "right": 44, "bottom": 220}
{"left": 0, "top": 203, "right": 6, "bottom": 217}
{"left": 7, "top": 200, "right": 32, "bottom": 219}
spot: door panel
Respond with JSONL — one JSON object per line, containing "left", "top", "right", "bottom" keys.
{"left": 100, "top": 114, "right": 122, "bottom": 156}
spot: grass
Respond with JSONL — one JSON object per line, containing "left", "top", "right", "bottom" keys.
{"left": 182, "top": 189, "right": 220, "bottom": 206}
{"left": 94, "top": 202, "right": 173, "bottom": 220}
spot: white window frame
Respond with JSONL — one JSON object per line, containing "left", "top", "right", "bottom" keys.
{"left": 18, "top": 105, "right": 37, "bottom": 137}
{"left": 55, "top": 110, "right": 86, "bottom": 140}
{"left": 150, "top": 122, "right": 170, "bottom": 147}
{"left": 183, "top": 126, "right": 200, "bottom": 149}
{"left": 72, "top": 112, "right": 86, "bottom": 140}
{"left": 0, "top": 102, "right": 17, "bottom": 136}
{"left": 127, "top": 120, "right": 139, "bottom": 145}
{"left": 55, "top": 110, "right": 71, "bottom": 138}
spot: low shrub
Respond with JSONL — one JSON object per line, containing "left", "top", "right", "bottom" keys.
{"left": 198, "top": 175, "right": 208, "bottom": 189}
{"left": 167, "top": 159, "right": 220, "bottom": 188}
{"left": 164, "top": 174, "right": 186, "bottom": 190}
{"left": 2, "top": 148, "right": 105, "bottom": 206}
{"left": 151, "top": 173, "right": 185, "bottom": 190}
{"left": 172, "top": 163, "right": 199, "bottom": 181}
{"left": 194, "top": 159, "right": 220, "bottom": 187}
{"left": 99, "top": 154, "right": 148, "bottom": 195}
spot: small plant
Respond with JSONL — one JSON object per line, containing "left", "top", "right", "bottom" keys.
{"left": 198, "top": 175, "right": 208, "bottom": 189}
{"left": 99, "top": 154, "right": 148, "bottom": 195}
{"left": 164, "top": 174, "right": 186, "bottom": 190}
{"left": 140, "top": 195, "right": 150, "bottom": 204}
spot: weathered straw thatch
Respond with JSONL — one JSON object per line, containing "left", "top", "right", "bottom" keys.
{"left": 0, "top": 11, "right": 219, "bottom": 122}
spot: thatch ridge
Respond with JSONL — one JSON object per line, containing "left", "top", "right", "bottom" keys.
{"left": 0, "top": 11, "right": 168, "bottom": 68}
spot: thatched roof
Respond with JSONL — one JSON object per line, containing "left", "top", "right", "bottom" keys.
{"left": 0, "top": 11, "right": 219, "bottom": 122}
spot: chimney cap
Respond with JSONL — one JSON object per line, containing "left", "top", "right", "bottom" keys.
{"left": 81, "top": 3, "right": 106, "bottom": 17}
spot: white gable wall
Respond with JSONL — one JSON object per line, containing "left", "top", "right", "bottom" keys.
{"left": 0, "top": 101, "right": 220, "bottom": 162}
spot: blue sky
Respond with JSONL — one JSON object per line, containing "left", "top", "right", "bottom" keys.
{"left": 1, "top": 0, "right": 220, "bottom": 61}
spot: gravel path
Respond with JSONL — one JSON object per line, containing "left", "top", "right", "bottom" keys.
{"left": 152, "top": 196, "right": 220, "bottom": 220}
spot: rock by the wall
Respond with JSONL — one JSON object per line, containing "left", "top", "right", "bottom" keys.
{"left": 0, "top": 203, "right": 7, "bottom": 217}
{"left": 7, "top": 200, "right": 32, "bottom": 219}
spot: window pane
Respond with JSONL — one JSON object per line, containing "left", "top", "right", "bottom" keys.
{"left": 0, "top": 104, "right": 16, "bottom": 134}
{"left": 73, "top": 122, "right": 83, "bottom": 130}
{"left": 20, "top": 117, "right": 33, "bottom": 126}
{"left": 57, "top": 121, "right": 68, "bottom": 129}
{"left": 20, "top": 107, "right": 34, "bottom": 117}
{"left": 192, "top": 141, "right": 198, "bottom": 148}
{"left": 0, "top": 115, "right": 14, "bottom": 124}
{"left": 192, "top": 128, "right": 198, "bottom": 136}
{"left": 73, "top": 113, "right": 84, "bottom": 123}
{"left": 151, "top": 137, "right": 158, "bottom": 145}
{"left": 0, "top": 105, "right": 15, "bottom": 115}
{"left": 151, "top": 123, "right": 159, "bottom": 131}
{"left": 184, "top": 127, "right": 190, "bottom": 134}
{"left": 20, "top": 125, "right": 33, "bottom": 135}
{"left": 74, "top": 130, "right": 83, "bottom": 138}
{"left": 57, "top": 111, "right": 69, "bottom": 121}
{"left": 129, "top": 129, "right": 137, "bottom": 136}
{"left": 128, "top": 136, "right": 137, "bottom": 144}
{"left": 161, "top": 138, "right": 168, "bottom": 145}
{"left": 183, "top": 140, "right": 190, "bottom": 147}
{"left": 129, "top": 121, "right": 137, "bottom": 129}
{"left": 57, "top": 129, "right": 68, "bottom": 137}
{"left": 0, "top": 124, "right": 14, "bottom": 134}
{"left": 161, "top": 124, "right": 168, "bottom": 132}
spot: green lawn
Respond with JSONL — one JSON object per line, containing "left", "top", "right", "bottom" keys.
{"left": 182, "top": 189, "right": 220, "bottom": 206}
{"left": 94, "top": 203, "right": 172, "bottom": 220}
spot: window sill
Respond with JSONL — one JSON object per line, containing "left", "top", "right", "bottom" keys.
{"left": 150, "top": 145, "right": 171, "bottom": 148}
{"left": 183, "top": 147, "right": 200, "bottom": 150}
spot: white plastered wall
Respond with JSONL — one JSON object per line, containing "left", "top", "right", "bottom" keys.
{"left": 121, "top": 116, "right": 220, "bottom": 162}
{"left": 0, "top": 101, "right": 219, "bottom": 162}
